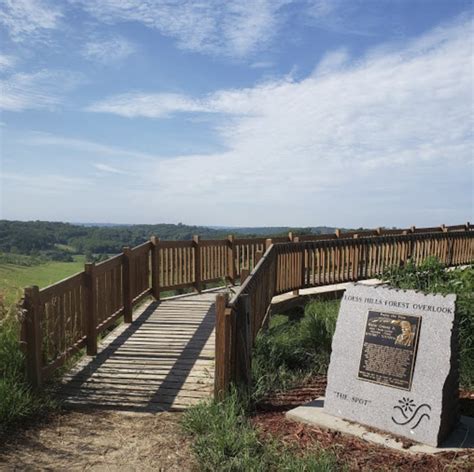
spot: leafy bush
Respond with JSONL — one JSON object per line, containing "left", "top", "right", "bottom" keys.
{"left": 0, "top": 252, "right": 46, "bottom": 267}
{"left": 252, "top": 300, "right": 339, "bottom": 399}
{"left": 384, "top": 257, "right": 474, "bottom": 388}
{"left": 182, "top": 390, "right": 340, "bottom": 472}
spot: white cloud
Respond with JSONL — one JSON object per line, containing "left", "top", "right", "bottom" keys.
{"left": 86, "top": 78, "right": 294, "bottom": 118}
{"left": 306, "top": 0, "right": 380, "bottom": 36}
{"left": 0, "top": 69, "right": 80, "bottom": 111}
{"left": 250, "top": 61, "right": 274, "bottom": 69}
{"left": 71, "top": 0, "right": 288, "bottom": 58}
{"left": 0, "top": 53, "right": 16, "bottom": 70}
{"left": 0, "top": 0, "right": 62, "bottom": 42}
{"left": 86, "top": 92, "right": 211, "bottom": 118}
{"left": 312, "top": 48, "right": 349, "bottom": 76}
{"left": 100, "top": 16, "right": 472, "bottom": 226}
{"left": 1, "top": 171, "right": 91, "bottom": 194}
{"left": 23, "top": 132, "right": 161, "bottom": 161}
{"left": 93, "top": 163, "right": 128, "bottom": 174}
{"left": 81, "top": 35, "right": 135, "bottom": 64}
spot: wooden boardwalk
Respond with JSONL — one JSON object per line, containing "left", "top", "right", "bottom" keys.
{"left": 60, "top": 291, "right": 220, "bottom": 412}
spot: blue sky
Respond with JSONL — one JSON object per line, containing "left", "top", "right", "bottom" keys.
{"left": 0, "top": 0, "right": 472, "bottom": 227}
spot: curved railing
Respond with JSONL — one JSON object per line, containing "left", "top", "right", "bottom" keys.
{"left": 214, "top": 228, "right": 474, "bottom": 397}
{"left": 20, "top": 223, "right": 473, "bottom": 388}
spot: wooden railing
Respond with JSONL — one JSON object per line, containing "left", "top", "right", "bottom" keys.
{"left": 20, "top": 223, "right": 472, "bottom": 388}
{"left": 214, "top": 227, "right": 474, "bottom": 397}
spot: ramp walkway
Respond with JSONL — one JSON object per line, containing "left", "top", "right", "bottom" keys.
{"left": 60, "top": 292, "right": 219, "bottom": 411}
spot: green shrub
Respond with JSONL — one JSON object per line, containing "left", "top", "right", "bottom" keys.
{"left": 252, "top": 301, "right": 339, "bottom": 399}
{"left": 384, "top": 258, "right": 474, "bottom": 388}
{"left": 182, "top": 390, "right": 340, "bottom": 471}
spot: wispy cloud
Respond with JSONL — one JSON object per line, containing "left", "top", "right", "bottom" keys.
{"left": 86, "top": 92, "right": 211, "bottom": 118}
{"left": 0, "top": 53, "right": 16, "bottom": 70}
{"left": 71, "top": 0, "right": 288, "bottom": 58}
{"left": 0, "top": 0, "right": 62, "bottom": 42}
{"left": 81, "top": 35, "right": 135, "bottom": 64}
{"left": 117, "top": 16, "right": 472, "bottom": 226}
{"left": 93, "top": 163, "right": 128, "bottom": 174}
{"left": 85, "top": 82, "right": 290, "bottom": 118}
{"left": 0, "top": 69, "right": 80, "bottom": 111}
{"left": 1, "top": 171, "right": 91, "bottom": 194}
{"left": 24, "top": 131, "right": 161, "bottom": 161}
{"left": 306, "top": 0, "right": 381, "bottom": 36}
{"left": 250, "top": 61, "right": 274, "bottom": 69}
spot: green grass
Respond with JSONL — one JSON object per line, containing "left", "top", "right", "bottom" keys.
{"left": 182, "top": 390, "right": 341, "bottom": 472}
{"left": 0, "top": 255, "right": 85, "bottom": 305}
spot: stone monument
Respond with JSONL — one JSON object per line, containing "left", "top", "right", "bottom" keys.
{"left": 323, "top": 283, "right": 458, "bottom": 447}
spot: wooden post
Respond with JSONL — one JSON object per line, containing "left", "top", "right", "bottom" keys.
{"left": 234, "top": 294, "right": 252, "bottom": 388}
{"left": 122, "top": 247, "right": 133, "bottom": 323}
{"left": 193, "top": 235, "right": 202, "bottom": 292}
{"left": 352, "top": 234, "right": 359, "bottom": 280}
{"left": 440, "top": 224, "right": 447, "bottom": 233}
{"left": 409, "top": 226, "right": 416, "bottom": 261}
{"left": 376, "top": 227, "right": 382, "bottom": 236}
{"left": 240, "top": 268, "right": 250, "bottom": 284}
{"left": 227, "top": 235, "right": 236, "bottom": 284}
{"left": 214, "top": 293, "right": 232, "bottom": 399}
{"left": 85, "top": 263, "right": 98, "bottom": 355}
{"left": 150, "top": 236, "right": 161, "bottom": 301}
{"left": 293, "top": 236, "right": 300, "bottom": 295}
{"left": 255, "top": 250, "right": 263, "bottom": 265}
{"left": 23, "top": 286, "right": 43, "bottom": 388}
{"left": 288, "top": 231, "right": 294, "bottom": 242}
{"left": 335, "top": 229, "right": 341, "bottom": 238}
{"left": 265, "top": 238, "right": 273, "bottom": 251}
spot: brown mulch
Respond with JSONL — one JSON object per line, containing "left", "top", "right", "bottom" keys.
{"left": 252, "top": 376, "right": 474, "bottom": 472}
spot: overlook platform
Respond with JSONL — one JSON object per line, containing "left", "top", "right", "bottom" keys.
{"left": 60, "top": 291, "right": 220, "bottom": 412}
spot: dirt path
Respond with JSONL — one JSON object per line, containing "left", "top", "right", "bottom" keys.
{"left": 0, "top": 409, "right": 196, "bottom": 471}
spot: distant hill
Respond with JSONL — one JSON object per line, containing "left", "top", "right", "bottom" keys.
{"left": 0, "top": 220, "right": 347, "bottom": 258}
{"left": 227, "top": 226, "right": 338, "bottom": 236}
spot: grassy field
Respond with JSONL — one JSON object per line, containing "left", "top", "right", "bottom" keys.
{"left": 0, "top": 256, "right": 85, "bottom": 306}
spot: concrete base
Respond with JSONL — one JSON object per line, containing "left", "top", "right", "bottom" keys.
{"left": 286, "top": 397, "right": 474, "bottom": 454}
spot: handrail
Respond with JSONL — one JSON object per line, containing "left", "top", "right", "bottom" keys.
{"left": 19, "top": 223, "right": 472, "bottom": 388}
{"left": 214, "top": 228, "right": 474, "bottom": 397}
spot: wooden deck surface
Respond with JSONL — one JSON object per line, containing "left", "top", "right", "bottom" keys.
{"left": 60, "top": 291, "right": 220, "bottom": 412}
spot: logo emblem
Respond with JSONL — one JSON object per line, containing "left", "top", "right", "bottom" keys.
{"left": 392, "top": 397, "right": 431, "bottom": 429}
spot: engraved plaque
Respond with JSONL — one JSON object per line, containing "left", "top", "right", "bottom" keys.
{"left": 358, "top": 311, "right": 421, "bottom": 390}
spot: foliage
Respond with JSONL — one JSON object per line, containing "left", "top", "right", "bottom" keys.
{"left": 182, "top": 389, "right": 340, "bottom": 472}
{"left": 252, "top": 301, "right": 339, "bottom": 399}
{"left": 0, "top": 220, "right": 339, "bottom": 257}
{"left": 384, "top": 257, "right": 474, "bottom": 389}
{"left": 0, "top": 299, "right": 55, "bottom": 435}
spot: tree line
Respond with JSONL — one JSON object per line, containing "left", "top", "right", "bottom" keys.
{"left": 0, "top": 220, "right": 338, "bottom": 260}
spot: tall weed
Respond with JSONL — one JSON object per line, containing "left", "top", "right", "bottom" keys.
{"left": 0, "top": 297, "right": 54, "bottom": 434}
{"left": 252, "top": 300, "right": 339, "bottom": 399}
